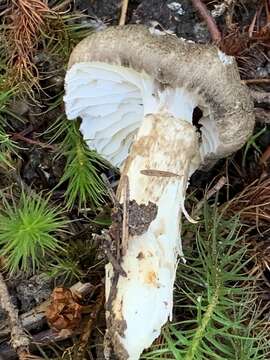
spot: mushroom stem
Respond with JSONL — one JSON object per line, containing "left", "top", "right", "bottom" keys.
{"left": 106, "top": 111, "right": 199, "bottom": 360}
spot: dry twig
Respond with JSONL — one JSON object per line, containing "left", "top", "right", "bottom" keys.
{"left": 76, "top": 287, "right": 105, "bottom": 359}
{"left": 205, "top": 176, "right": 227, "bottom": 201}
{"left": 11, "top": 133, "right": 55, "bottom": 150}
{"left": 260, "top": 146, "right": 270, "bottom": 166}
{"left": 0, "top": 282, "right": 93, "bottom": 341}
{"left": 191, "top": 0, "right": 222, "bottom": 43}
{"left": 121, "top": 175, "right": 130, "bottom": 256}
{"left": 0, "top": 282, "right": 97, "bottom": 359}
{"left": 101, "top": 173, "right": 118, "bottom": 206}
{"left": 242, "top": 79, "right": 270, "bottom": 84}
{"left": 195, "top": 176, "right": 227, "bottom": 213}
{"left": 0, "top": 272, "right": 31, "bottom": 359}
{"left": 119, "top": 0, "right": 129, "bottom": 26}
{"left": 94, "top": 232, "right": 127, "bottom": 277}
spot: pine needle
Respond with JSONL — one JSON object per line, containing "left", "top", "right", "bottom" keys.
{"left": 3, "top": 0, "right": 50, "bottom": 90}
{"left": 0, "top": 84, "right": 20, "bottom": 169}
{"left": 143, "top": 203, "right": 270, "bottom": 359}
{"left": 0, "top": 192, "right": 68, "bottom": 275}
{"left": 56, "top": 120, "right": 107, "bottom": 210}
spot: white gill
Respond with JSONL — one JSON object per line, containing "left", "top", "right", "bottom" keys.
{"left": 64, "top": 62, "right": 218, "bottom": 168}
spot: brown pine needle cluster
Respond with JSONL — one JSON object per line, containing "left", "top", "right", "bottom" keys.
{"left": 248, "top": 235, "right": 270, "bottom": 279}
{"left": 4, "top": 0, "right": 51, "bottom": 89}
{"left": 219, "top": 0, "right": 270, "bottom": 79}
{"left": 227, "top": 177, "right": 270, "bottom": 284}
{"left": 228, "top": 177, "right": 270, "bottom": 226}
{"left": 222, "top": 0, "right": 270, "bottom": 53}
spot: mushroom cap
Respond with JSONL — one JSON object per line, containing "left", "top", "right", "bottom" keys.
{"left": 66, "top": 25, "right": 254, "bottom": 166}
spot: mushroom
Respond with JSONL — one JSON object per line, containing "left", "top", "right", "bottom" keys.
{"left": 64, "top": 25, "right": 254, "bottom": 360}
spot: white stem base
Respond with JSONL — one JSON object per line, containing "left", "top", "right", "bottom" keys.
{"left": 105, "top": 112, "right": 199, "bottom": 360}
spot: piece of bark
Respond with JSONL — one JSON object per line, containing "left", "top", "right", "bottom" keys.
{"left": 0, "top": 282, "right": 95, "bottom": 359}
{"left": 0, "top": 282, "right": 93, "bottom": 340}
{"left": 0, "top": 272, "right": 31, "bottom": 359}
{"left": 0, "top": 300, "right": 48, "bottom": 340}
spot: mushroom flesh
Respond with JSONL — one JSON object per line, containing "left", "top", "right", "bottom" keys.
{"left": 64, "top": 25, "right": 255, "bottom": 360}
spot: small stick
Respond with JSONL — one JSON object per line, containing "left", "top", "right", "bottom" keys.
{"left": 93, "top": 233, "right": 127, "bottom": 277}
{"left": 248, "top": 7, "right": 259, "bottom": 38}
{"left": 242, "top": 79, "right": 270, "bottom": 84}
{"left": 205, "top": 176, "right": 227, "bottom": 201}
{"left": 260, "top": 145, "right": 270, "bottom": 165}
{"left": 12, "top": 133, "right": 55, "bottom": 150}
{"left": 191, "top": 0, "right": 222, "bottom": 43}
{"left": 76, "top": 287, "right": 105, "bottom": 360}
{"left": 119, "top": 0, "right": 129, "bottom": 26}
{"left": 0, "top": 272, "right": 31, "bottom": 359}
{"left": 101, "top": 173, "right": 119, "bottom": 206}
{"left": 121, "top": 175, "right": 130, "bottom": 257}
{"left": 224, "top": 0, "right": 235, "bottom": 29}
{"left": 104, "top": 242, "right": 127, "bottom": 277}
{"left": 0, "top": 282, "right": 93, "bottom": 341}
{"left": 195, "top": 176, "right": 227, "bottom": 213}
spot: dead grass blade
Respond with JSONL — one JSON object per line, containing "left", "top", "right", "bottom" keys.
{"left": 228, "top": 177, "right": 270, "bottom": 226}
